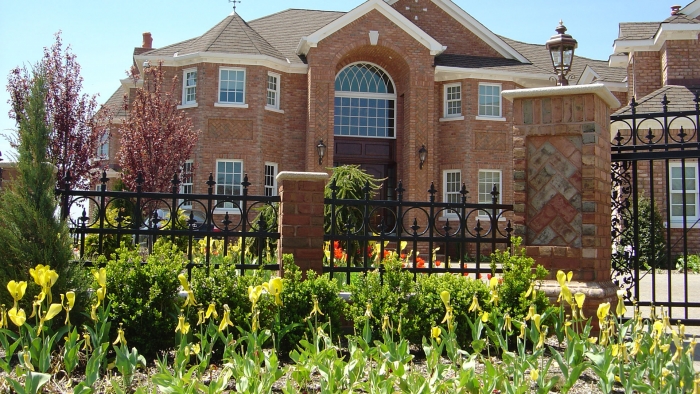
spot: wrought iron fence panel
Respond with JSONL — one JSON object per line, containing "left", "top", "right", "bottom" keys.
{"left": 58, "top": 171, "right": 280, "bottom": 277}
{"left": 324, "top": 179, "right": 513, "bottom": 283}
{"left": 611, "top": 92, "right": 700, "bottom": 325}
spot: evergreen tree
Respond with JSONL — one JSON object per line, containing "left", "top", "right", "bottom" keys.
{"left": 0, "top": 68, "right": 87, "bottom": 308}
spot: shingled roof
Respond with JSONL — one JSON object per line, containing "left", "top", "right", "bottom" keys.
{"left": 613, "top": 85, "right": 700, "bottom": 115}
{"left": 103, "top": 86, "right": 128, "bottom": 118}
{"left": 618, "top": 22, "right": 660, "bottom": 40}
{"left": 144, "top": 13, "right": 285, "bottom": 61}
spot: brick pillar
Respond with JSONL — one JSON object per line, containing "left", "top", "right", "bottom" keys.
{"left": 276, "top": 171, "right": 328, "bottom": 278}
{"left": 502, "top": 85, "right": 620, "bottom": 322}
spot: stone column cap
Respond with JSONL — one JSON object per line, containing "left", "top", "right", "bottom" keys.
{"left": 276, "top": 171, "right": 329, "bottom": 182}
{"left": 501, "top": 83, "right": 620, "bottom": 109}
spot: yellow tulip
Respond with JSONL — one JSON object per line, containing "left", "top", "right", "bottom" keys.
{"left": 183, "top": 290, "right": 197, "bottom": 308}
{"left": 364, "top": 302, "right": 375, "bottom": 319}
{"left": 93, "top": 268, "right": 106, "bottom": 288}
{"left": 533, "top": 314, "right": 542, "bottom": 332}
{"left": 178, "top": 273, "right": 190, "bottom": 291}
{"left": 90, "top": 304, "right": 98, "bottom": 321}
{"left": 559, "top": 284, "right": 573, "bottom": 306}
{"left": 431, "top": 326, "right": 441, "bottom": 344}
{"left": 248, "top": 285, "right": 263, "bottom": 305}
{"left": 0, "top": 305, "right": 7, "bottom": 329}
{"left": 597, "top": 302, "right": 610, "bottom": 325}
{"left": 468, "top": 295, "right": 481, "bottom": 313}
{"left": 310, "top": 297, "right": 324, "bottom": 317}
{"left": 524, "top": 305, "right": 536, "bottom": 321}
{"left": 218, "top": 304, "right": 234, "bottom": 332}
{"left": 7, "top": 281, "right": 27, "bottom": 305}
{"left": 205, "top": 303, "right": 218, "bottom": 320}
{"left": 96, "top": 287, "right": 106, "bottom": 304}
{"left": 192, "top": 342, "right": 201, "bottom": 355}
{"left": 503, "top": 313, "right": 512, "bottom": 332}
{"left": 574, "top": 292, "right": 585, "bottom": 309}
{"left": 481, "top": 312, "right": 490, "bottom": 323}
{"left": 268, "top": 277, "right": 283, "bottom": 306}
{"left": 382, "top": 315, "right": 390, "bottom": 331}
{"left": 44, "top": 303, "right": 62, "bottom": 321}
{"left": 197, "top": 309, "right": 205, "bottom": 326}
{"left": 530, "top": 369, "right": 539, "bottom": 381}
{"left": 82, "top": 333, "right": 92, "bottom": 352}
{"left": 653, "top": 320, "right": 664, "bottom": 336}
{"left": 615, "top": 290, "right": 626, "bottom": 317}
{"left": 62, "top": 292, "right": 75, "bottom": 325}
{"left": 611, "top": 344, "right": 619, "bottom": 357}
{"left": 30, "top": 265, "right": 46, "bottom": 286}
{"left": 175, "top": 315, "right": 190, "bottom": 335}
{"left": 659, "top": 343, "right": 671, "bottom": 353}
{"left": 113, "top": 323, "right": 127, "bottom": 346}
{"left": 440, "top": 290, "right": 450, "bottom": 307}
{"left": 8, "top": 307, "right": 26, "bottom": 327}
{"left": 489, "top": 277, "right": 499, "bottom": 290}
{"left": 518, "top": 322, "right": 526, "bottom": 339}
{"left": 489, "top": 291, "right": 499, "bottom": 306}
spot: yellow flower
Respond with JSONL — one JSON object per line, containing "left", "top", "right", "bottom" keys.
{"left": 192, "top": 342, "right": 201, "bottom": 355}
{"left": 489, "top": 277, "right": 499, "bottom": 290}
{"left": 218, "top": 304, "right": 234, "bottom": 332}
{"left": 533, "top": 314, "right": 542, "bottom": 332}
{"left": 364, "top": 302, "right": 375, "bottom": 319}
{"left": 267, "top": 277, "right": 283, "bottom": 306}
{"left": 597, "top": 302, "right": 610, "bottom": 327}
{"left": 82, "top": 333, "right": 92, "bottom": 352}
{"left": 62, "top": 291, "right": 75, "bottom": 325}
{"left": 197, "top": 309, "right": 205, "bottom": 326}
{"left": 559, "top": 284, "right": 573, "bottom": 305}
{"left": 178, "top": 273, "right": 190, "bottom": 291}
{"left": 382, "top": 315, "right": 390, "bottom": 331}
{"left": 503, "top": 313, "right": 512, "bottom": 332}
{"left": 175, "top": 315, "right": 190, "bottom": 335}
{"left": 659, "top": 343, "right": 671, "bottom": 353}
{"left": 93, "top": 268, "right": 106, "bottom": 289}
{"left": 440, "top": 290, "right": 450, "bottom": 307}
{"left": 205, "top": 303, "right": 218, "bottom": 320}
{"left": 96, "top": 287, "right": 106, "bottom": 304}
{"left": 21, "top": 347, "right": 33, "bottom": 371}
{"left": 489, "top": 291, "right": 499, "bottom": 306}
{"left": 530, "top": 369, "right": 539, "bottom": 381}
{"left": 611, "top": 344, "right": 619, "bottom": 357}
{"left": 524, "top": 305, "right": 536, "bottom": 321}
{"left": 431, "top": 326, "right": 441, "bottom": 343}
{"left": 556, "top": 270, "right": 573, "bottom": 286}
{"left": 37, "top": 303, "right": 63, "bottom": 334}
{"left": 574, "top": 292, "right": 585, "bottom": 309}
{"left": 113, "top": 323, "right": 127, "bottom": 346}
{"left": 90, "top": 304, "right": 98, "bottom": 321}
{"left": 248, "top": 285, "right": 263, "bottom": 305}
{"left": 310, "top": 297, "right": 324, "bottom": 317}
{"left": 518, "top": 322, "right": 526, "bottom": 339}
{"left": 7, "top": 280, "right": 27, "bottom": 306}
{"left": 183, "top": 290, "right": 197, "bottom": 308}
{"left": 8, "top": 307, "right": 26, "bottom": 327}
{"left": 468, "top": 295, "right": 481, "bottom": 313}
{"left": 524, "top": 283, "right": 534, "bottom": 298}
{"left": 0, "top": 305, "right": 6, "bottom": 329}
{"left": 653, "top": 320, "right": 664, "bottom": 336}
{"left": 615, "top": 290, "right": 626, "bottom": 317}
{"left": 481, "top": 312, "right": 490, "bottom": 323}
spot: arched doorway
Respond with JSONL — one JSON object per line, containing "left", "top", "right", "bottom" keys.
{"left": 333, "top": 63, "right": 397, "bottom": 200}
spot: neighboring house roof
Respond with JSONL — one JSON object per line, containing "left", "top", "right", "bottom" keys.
{"left": 103, "top": 86, "right": 128, "bottom": 118}
{"left": 144, "top": 13, "right": 285, "bottom": 61}
{"left": 613, "top": 85, "right": 700, "bottom": 115}
{"left": 248, "top": 9, "right": 345, "bottom": 64}
{"left": 618, "top": 22, "right": 660, "bottom": 40}
{"left": 662, "top": 14, "right": 700, "bottom": 24}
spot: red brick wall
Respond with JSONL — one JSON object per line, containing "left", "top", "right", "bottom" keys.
{"left": 661, "top": 38, "right": 700, "bottom": 85}
{"left": 629, "top": 51, "right": 662, "bottom": 100}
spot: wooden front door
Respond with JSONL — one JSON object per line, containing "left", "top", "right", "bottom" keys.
{"left": 333, "top": 137, "right": 396, "bottom": 200}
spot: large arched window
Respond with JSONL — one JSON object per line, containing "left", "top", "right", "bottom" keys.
{"left": 334, "top": 63, "right": 396, "bottom": 138}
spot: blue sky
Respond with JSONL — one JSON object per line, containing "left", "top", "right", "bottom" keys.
{"left": 0, "top": 0, "right": 679, "bottom": 160}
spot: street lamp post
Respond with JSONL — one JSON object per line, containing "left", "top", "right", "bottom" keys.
{"left": 546, "top": 21, "right": 578, "bottom": 86}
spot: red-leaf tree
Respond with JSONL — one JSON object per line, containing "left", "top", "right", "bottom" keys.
{"left": 7, "top": 32, "right": 110, "bottom": 190}
{"left": 117, "top": 61, "right": 199, "bottom": 192}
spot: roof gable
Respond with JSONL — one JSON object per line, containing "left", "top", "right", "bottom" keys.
{"left": 296, "top": 0, "right": 445, "bottom": 56}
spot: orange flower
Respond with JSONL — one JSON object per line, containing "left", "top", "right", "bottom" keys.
{"left": 383, "top": 250, "right": 390, "bottom": 258}
{"left": 401, "top": 253, "right": 407, "bottom": 259}
{"left": 463, "top": 273, "right": 469, "bottom": 277}
{"left": 333, "top": 241, "right": 341, "bottom": 249}
{"left": 487, "top": 273, "right": 492, "bottom": 280}
{"left": 416, "top": 257, "right": 425, "bottom": 268}
{"left": 435, "top": 260, "right": 442, "bottom": 267}
{"left": 334, "top": 248, "right": 344, "bottom": 260}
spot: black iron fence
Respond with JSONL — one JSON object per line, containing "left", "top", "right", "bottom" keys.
{"left": 324, "top": 179, "right": 514, "bottom": 283}
{"left": 58, "top": 171, "right": 280, "bottom": 276}
{"left": 611, "top": 92, "right": 700, "bottom": 325}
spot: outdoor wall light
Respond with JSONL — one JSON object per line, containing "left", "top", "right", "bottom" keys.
{"left": 418, "top": 144, "right": 427, "bottom": 169}
{"left": 545, "top": 20, "right": 578, "bottom": 86}
{"left": 317, "top": 139, "right": 327, "bottom": 166}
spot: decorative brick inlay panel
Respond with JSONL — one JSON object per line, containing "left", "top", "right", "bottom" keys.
{"left": 527, "top": 136, "right": 583, "bottom": 247}
{"left": 315, "top": 82, "right": 329, "bottom": 138}
{"left": 208, "top": 119, "right": 253, "bottom": 140}
{"left": 475, "top": 132, "right": 507, "bottom": 151}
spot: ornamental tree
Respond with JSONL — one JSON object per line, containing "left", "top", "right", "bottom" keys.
{"left": 7, "top": 32, "right": 109, "bottom": 190}
{"left": 117, "top": 61, "right": 199, "bottom": 192}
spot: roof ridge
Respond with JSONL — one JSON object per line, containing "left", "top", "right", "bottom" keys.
{"left": 201, "top": 14, "right": 237, "bottom": 52}
{"left": 249, "top": 8, "right": 345, "bottom": 23}
{"left": 234, "top": 14, "right": 270, "bottom": 56}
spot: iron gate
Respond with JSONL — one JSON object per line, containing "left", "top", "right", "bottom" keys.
{"left": 611, "top": 91, "right": 700, "bottom": 325}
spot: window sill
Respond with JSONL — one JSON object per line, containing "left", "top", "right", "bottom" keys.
{"left": 477, "top": 216, "right": 507, "bottom": 222}
{"left": 475, "top": 116, "right": 506, "bottom": 122}
{"left": 665, "top": 220, "right": 700, "bottom": 229}
{"left": 214, "top": 103, "right": 249, "bottom": 108}
{"left": 265, "top": 106, "right": 284, "bottom": 114}
{"left": 214, "top": 208, "right": 242, "bottom": 215}
{"left": 439, "top": 116, "right": 464, "bottom": 122}
{"left": 177, "top": 103, "right": 198, "bottom": 109}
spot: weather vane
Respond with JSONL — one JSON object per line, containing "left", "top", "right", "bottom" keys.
{"left": 229, "top": 0, "right": 241, "bottom": 13}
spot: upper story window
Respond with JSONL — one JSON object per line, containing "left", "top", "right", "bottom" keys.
{"left": 444, "top": 83, "right": 462, "bottom": 118}
{"left": 264, "top": 162, "right": 278, "bottom": 197}
{"left": 97, "top": 132, "right": 109, "bottom": 159}
{"left": 182, "top": 69, "right": 197, "bottom": 105}
{"left": 670, "top": 161, "right": 699, "bottom": 223}
{"left": 334, "top": 63, "right": 396, "bottom": 138}
{"left": 218, "top": 68, "right": 246, "bottom": 104}
{"left": 478, "top": 83, "right": 502, "bottom": 118}
{"left": 443, "top": 169, "right": 461, "bottom": 218}
{"left": 266, "top": 72, "right": 280, "bottom": 110}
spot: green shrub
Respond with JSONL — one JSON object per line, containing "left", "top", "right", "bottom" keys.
{"left": 279, "top": 255, "right": 346, "bottom": 350}
{"left": 621, "top": 196, "right": 667, "bottom": 269}
{"left": 347, "top": 254, "right": 414, "bottom": 334}
{"left": 676, "top": 254, "right": 700, "bottom": 273}
{"left": 84, "top": 207, "right": 134, "bottom": 261}
{"left": 490, "top": 238, "right": 549, "bottom": 321}
{"left": 103, "top": 240, "right": 185, "bottom": 356}
{"left": 404, "top": 273, "right": 490, "bottom": 346}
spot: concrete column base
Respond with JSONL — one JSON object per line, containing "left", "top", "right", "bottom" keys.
{"left": 539, "top": 279, "right": 619, "bottom": 333}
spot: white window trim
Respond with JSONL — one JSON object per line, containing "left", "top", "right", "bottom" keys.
{"left": 439, "top": 115, "right": 465, "bottom": 122}
{"left": 668, "top": 161, "right": 699, "bottom": 227}
{"left": 266, "top": 72, "right": 281, "bottom": 111}
{"left": 478, "top": 82, "right": 503, "bottom": 118}
{"left": 180, "top": 160, "right": 194, "bottom": 209}
{"left": 217, "top": 67, "right": 247, "bottom": 105}
{"left": 442, "top": 169, "right": 461, "bottom": 219}
{"left": 214, "top": 159, "right": 244, "bottom": 214}
{"left": 97, "top": 132, "right": 109, "bottom": 160}
{"left": 475, "top": 115, "right": 506, "bottom": 122}
{"left": 182, "top": 68, "right": 197, "bottom": 106}
{"left": 477, "top": 169, "right": 503, "bottom": 220}
{"left": 443, "top": 82, "right": 462, "bottom": 118}
{"left": 264, "top": 162, "right": 278, "bottom": 197}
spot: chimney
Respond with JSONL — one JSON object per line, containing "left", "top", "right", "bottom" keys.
{"left": 671, "top": 5, "right": 681, "bottom": 15}
{"left": 142, "top": 32, "right": 153, "bottom": 49}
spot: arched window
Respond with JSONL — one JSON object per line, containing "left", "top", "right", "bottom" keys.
{"left": 334, "top": 63, "right": 396, "bottom": 138}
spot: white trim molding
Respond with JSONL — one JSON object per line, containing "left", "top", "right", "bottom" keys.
{"left": 134, "top": 53, "right": 308, "bottom": 75}
{"left": 501, "top": 84, "right": 621, "bottom": 109}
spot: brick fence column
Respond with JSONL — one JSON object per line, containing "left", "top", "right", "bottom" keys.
{"left": 502, "top": 84, "right": 620, "bottom": 321}
{"left": 276, "top": 171, "right": 328, "bottom": 278}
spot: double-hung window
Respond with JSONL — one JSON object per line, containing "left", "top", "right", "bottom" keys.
{"left": 180, "top": 160, "right": 194, "bottom": 209}
{"left": 218, "top": 68, "right": 246, "bottom": 105}
{"left": 478, "top": 170, "right": 502, "bottom": 217}
{"left": 182, "top": 69, "right": 197, "bottom": 105}
{"left": 443, "top": 170, "right": 461, "bottom": 218}
{"left": 215, "top": 160, "right": 243, "bottom": 211}
{"left": 266, "top": 72, "right": 280, "bottom": 110}
{"left": 478, "top": 83, "right": 502, "bottom": 118}
{"left": 444, "top": 83, "right": 462, "bottom": 118}
{"left": 264, "top": 162, "right": 278, "bottom": 196}
{"left": 670, "top": 161, "right": 699, "bottom": 223}
{"left": 97, "top": 132, "right": 109, "bottom": 159}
